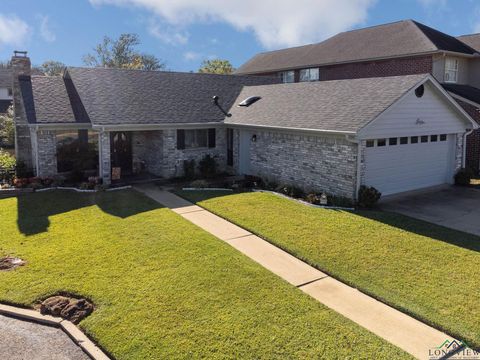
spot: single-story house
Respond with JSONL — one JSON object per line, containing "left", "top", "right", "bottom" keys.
{"left": 12, "top": 53, "right": 477, "bottom": 200}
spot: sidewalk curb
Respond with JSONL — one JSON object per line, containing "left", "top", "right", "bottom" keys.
{"left": 0, "top": 303, "right": 110, "bottom": 360}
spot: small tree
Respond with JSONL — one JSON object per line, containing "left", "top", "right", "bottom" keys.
{"left": 198, "top": 59, "right": 234, "bottom": 74}
{"left": 83, "top": 33, "right": 165, "bottom": 71}
{"left": 0, "top": 106, "right": 14, "bottom": 147}
{"left": 41, "top": 60, "right": 66, "bottom": 76}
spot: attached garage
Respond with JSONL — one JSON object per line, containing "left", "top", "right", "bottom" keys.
{"left": 226, "top": 74, "right": 478, "bottom": 200}
{"left": 363, "top": 134, "right": 455, "bottom": 196}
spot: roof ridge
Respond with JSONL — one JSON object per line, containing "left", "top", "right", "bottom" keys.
{"left": 66, "top": 66, "right": 274, "bottom": 80}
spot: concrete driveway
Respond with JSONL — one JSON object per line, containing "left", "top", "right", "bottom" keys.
{"left": 381, "top": 186, "right": 480, "bottom": 236}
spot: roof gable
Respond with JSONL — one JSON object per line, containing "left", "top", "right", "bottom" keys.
{"left": 236, "top": 20, "right": 477, "bottom": 75}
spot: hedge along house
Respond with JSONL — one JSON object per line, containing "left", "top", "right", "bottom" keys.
{"left": 13, "top": 53, "right": 275, "bottom": 184}
{"left": 225, "top": 74, "right": 478, "bottom": 198}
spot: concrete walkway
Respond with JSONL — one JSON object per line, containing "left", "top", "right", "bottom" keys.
{"left": 135, "top": 184, "right": 462, "bottom": 360}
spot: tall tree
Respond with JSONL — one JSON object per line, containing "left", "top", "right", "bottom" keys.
{"left": 0, "top": 106, "right": 14, "bottom": 147}
{"left": 198, "top": 59, "right": 235, "bottom": 74}
{"left": 41, "top": 60, "right": 66, "bottom": 76}
{"left": 83, "top": 33, "right": 165, "bottom": 71}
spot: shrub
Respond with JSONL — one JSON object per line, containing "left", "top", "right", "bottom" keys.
{"left": 305, "top": 193, "right": 320, "bottom": 205}
{"left": 0, "top": 149, "right": 16, "bottom": 184}
{"left": 454, "top": 168, "right": 474, "bottom": 186}
{"left": 68, "top": 169, "right": 85, "bottom": 183}
{"left": 278, "top": 184, "right": 305, "bottom": 199}
{"left": 329, "top": 196, "right": 354, "bottom": 208}
{"left": 183, "top": 159, "right": 196, "bottom": 180}
{"left": 198, "top": 155, "right": 217, "bottom": 178}
{"left": 358, "top": 186, "right": 382, "bottom": 208}
{"left": 189, "top": 179, "right": 209, "bottom": 188}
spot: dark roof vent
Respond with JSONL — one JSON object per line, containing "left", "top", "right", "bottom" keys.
{"left": 415, "top": 84, "right": 425, "bottom": 98}
{"left": 239, "top": 96, "right": 261, "bottom": 107}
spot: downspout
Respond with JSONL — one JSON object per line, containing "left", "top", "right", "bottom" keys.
{"left": 345, "top": 135, "right": 361, "bottom": 201}
{"left": 463, "top": 129, "right": 474, "bottom": 169}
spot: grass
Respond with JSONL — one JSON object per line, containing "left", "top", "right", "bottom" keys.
{"left": 0, "top": 190, "right": 410, "bottom": 359}
{"left": 178, "top": 190, "right": 480, "bottom": 349}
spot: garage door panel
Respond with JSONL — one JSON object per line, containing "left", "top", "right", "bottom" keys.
{"left": 364, "top": 137, "right": 453, "bottom": 196}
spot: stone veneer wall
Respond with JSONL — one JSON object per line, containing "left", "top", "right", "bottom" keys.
{"left": 238, "top": 129, "right": 358, "bottom": 198}
{"left": 132, "top": 131, "right": 163, "bottom": 176}
{"left": 162, "top": 128, "right": 227, "bottom": 178}
{"left": 36, "top": 130, "right": 57, "bottom": 177}
{"left": 99, "top": 132, "right": 111, "bottom": 183}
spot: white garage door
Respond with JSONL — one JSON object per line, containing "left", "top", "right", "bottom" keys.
{"left": 364, "top": 134, "right": 455, "bottom": 196}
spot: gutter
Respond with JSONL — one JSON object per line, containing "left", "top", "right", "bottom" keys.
{"left": 225, "top": 123, "right": 356, "bottom": 136}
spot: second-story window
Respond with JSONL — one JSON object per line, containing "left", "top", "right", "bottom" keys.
{"left": 279, "top": 70, "right": 295, "bottom": 83}
{"left": 445, "top": 58, "right": 459, "bottom": 83}
{"left": 299, "top": 68, "right": 319, "bottom": 82}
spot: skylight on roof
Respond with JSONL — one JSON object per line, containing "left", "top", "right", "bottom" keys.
{"left": 239, "top": 96, "right": 261, "bottom": 107}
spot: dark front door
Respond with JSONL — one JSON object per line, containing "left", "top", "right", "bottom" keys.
{"left": 110, "top": 132, "right": 132, "bottom": 177}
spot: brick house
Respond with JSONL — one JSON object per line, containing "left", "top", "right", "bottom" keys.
{"left": 12, "top": 51, "right": 477, "bottom": 200}
{"left": 235, "top": 20, "right": 480, "bottom": 173}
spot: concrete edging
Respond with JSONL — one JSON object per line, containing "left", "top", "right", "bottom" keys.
{"left": 0, "top": 303, "right": 110, "bottom": 360}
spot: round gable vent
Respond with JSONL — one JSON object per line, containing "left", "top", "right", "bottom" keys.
{"left": 415, "top": 85, "right": 425, "bottom": 98}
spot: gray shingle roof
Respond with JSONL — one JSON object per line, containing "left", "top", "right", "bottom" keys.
{"left": 226, "top": 74, "right": 429, "bottom": 133}
{"left": 236, "top": 20, "right": 477, "bottom": 75}
{"left": 457, "top": 34, "right": 480, "bottom": 52}
{"left": 25, "top": 76, "right": 82, "bottom": 124}
{"left": 443, "top": 83, "right": 480, "bottom": 106}
{"left": 66, "top": 67, "right": 277, "bottom": 126}
{"left": 0, "top": 69, "right": 12, "bottom": 88}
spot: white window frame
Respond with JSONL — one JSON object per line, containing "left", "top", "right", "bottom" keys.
{"left": 279, "top": 70, "right": 295, "bottom": 83}
{"left": 299, "top": 68, "right": 319, "bottom": 82}
{"left": 445, "top": 57, "right": 459, "bottom": 83}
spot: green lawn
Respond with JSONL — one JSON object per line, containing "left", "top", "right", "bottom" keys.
{"left": 0, "top": 190, "right": 409, "bottom": 359}
{"left": 178, "top": 190, "right": 480, "bottom": 349}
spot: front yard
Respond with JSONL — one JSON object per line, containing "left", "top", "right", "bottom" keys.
{"left": 178, "top": 190, "right": 480, "bottom": 349}
{"left": 0, "top": 190, "right": 408, "bottom": 359}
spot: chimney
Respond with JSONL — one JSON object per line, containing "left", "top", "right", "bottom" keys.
{"left": 11, "top": 51, "right": 34, "bottom": 173}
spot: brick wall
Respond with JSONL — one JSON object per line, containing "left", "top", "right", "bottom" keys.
{"left": 455, "top": 99, "right": 480, "bottom": 173}
{"left": 132, "top": 131, "right": 163, "bottom": 176}
{"left": 235, "top": 129, "right": 358, "bottom": 199}
{"left": 162, "top": 128, "right": 227, "bottom": 178}
{"left": 256, "top": 55, "right": 433, "bottom": 82}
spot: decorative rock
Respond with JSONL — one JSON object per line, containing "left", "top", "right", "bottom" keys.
{"left": 40, "top": 296, "right": 94, "bottom": 324}
{"left": 0, "top": 257, "right": 26, "bottom": 271}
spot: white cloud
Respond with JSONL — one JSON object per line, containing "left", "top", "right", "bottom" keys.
{"left": 38, "top": 15, "right": 56, "bottom": 42}
{"left": 147, "top": 18, "right": 189, "bottom": 45}
{"left": 183, "top": 51, "right": 200, "bottom": 61}
{"left": 0, "top": 14, "right": 30, "bottom": 46}
{"left": 90, "top": 0, "right": 376, "bottom": 49}
{"left": 418, "top": 0, "right": 447, "bottom": 6}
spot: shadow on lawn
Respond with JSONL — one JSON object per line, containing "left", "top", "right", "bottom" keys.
{"left": 16, "top": 189, "right": 162, "bottom": 236}
{"left": 355, "top": 210, "right": 480, "bottom": 253}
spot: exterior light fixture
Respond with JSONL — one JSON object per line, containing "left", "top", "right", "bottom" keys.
{"left": 320, "top": 193, "right": 328, "bottom": 205}
{"left": 251, "top": 134, "right": 257, "bottom": 142}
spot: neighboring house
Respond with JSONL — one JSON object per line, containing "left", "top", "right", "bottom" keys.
{"left": 235, "top": 19, "right": 480, "bottom": 173}
{"left": 0, "top": 68, "right": 13, "bottom": 114}
{"left": 12, "top": 52, "right": 477, "bottom": 200}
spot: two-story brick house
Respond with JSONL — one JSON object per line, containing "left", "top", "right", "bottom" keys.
{"left": 235, "top": 20, "right": 480, "bottom": 173}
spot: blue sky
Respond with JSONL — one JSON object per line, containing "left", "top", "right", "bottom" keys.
{"left": 1, "top": 0, "right": 480, "bottom": 72}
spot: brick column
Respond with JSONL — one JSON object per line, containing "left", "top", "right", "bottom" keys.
{"left": 36, "top": 130, "right": 57, "bottom": 177}
{"left": 99, "top": 131, "right": 111, "bottom": 184}
{"left": 162, "top": 129, "right": 178, "bottom": 178}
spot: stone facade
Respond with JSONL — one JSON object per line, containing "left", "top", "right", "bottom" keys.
{"left": 132, "top": 131, "right": 163, "bottom": 176}
{"left": 235, "top": 129, "right": 358, "bottom": 198}
{"left": 162, "top": 128, "right": 227, "bottom": 178}
{"left": 36, "top": 130, "right": 57, "bottom": 177}
{"left": 99, "top": 131, "right": 111, "bottom": 184}
{"left": 12, "top": 55, "right": 34, "bottom": 172}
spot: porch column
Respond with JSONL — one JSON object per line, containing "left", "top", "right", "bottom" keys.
{"left": 99, "top": 131, "right": 111, "bottom": 184}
